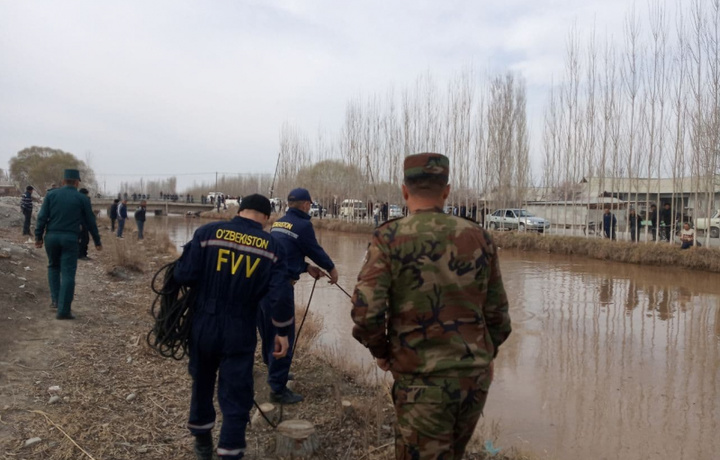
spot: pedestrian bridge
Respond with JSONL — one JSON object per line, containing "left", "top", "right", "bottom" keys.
{"left": 91, "top": 198, "right": 218, "bottom": 216}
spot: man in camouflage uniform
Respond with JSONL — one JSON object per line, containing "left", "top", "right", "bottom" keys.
{"left": 351, "top": 153, "right": 511, "bottom": 460}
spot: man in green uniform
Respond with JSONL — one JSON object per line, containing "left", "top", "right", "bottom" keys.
{"left": 351, "top": 153, "right": 512, "bottom": 460}
{"left": 35, "top": 169, "right": 102, "bottom": 320}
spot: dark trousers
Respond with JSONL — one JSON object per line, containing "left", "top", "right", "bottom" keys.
{"left": 662, "top": 225, "right": 671, "bottom": 242}
{"left": 78, "top": 227, "right": 89, "bottom": 258}
{"left": 136, "top": 220, "right": 144, "bottom": 239}
{"left": 110, "top": 218, "right": 116, "bottom": 231}
{"left": 22, "top": 209, "right": 32, "bottom": 235}
{"left": 630, "top": 227, "right": 638, "bottom": 242}
{"left": 188, "top": 340, "right": 254, "bottom": 460}
{"left": 44, "top": 232, "right": 79, "bottom": 317}
{"left": 117, "top": 218, "right": 126, "bottom": 237}
{"left": 258, "top": 282, "right": 295, "bottom": 394}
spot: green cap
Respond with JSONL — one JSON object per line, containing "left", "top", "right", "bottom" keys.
{"left": 403, "top": 153, "right": 449, "bottom": 182}
{"left": 63, "top": 169, "right": 81, "bottom": 181}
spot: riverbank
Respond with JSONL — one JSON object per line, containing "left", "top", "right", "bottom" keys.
{"left": 311, "top": 218, "right": 720, "bottom": 273}
{"left": 0, "top": 218, "right": 529, "bottom": 459}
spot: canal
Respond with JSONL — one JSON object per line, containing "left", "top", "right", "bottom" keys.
{"left": 157, "top": 215, "right": 720, "bottom": 460}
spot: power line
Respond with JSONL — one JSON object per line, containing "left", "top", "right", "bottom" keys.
{"left": 95, "top": 171, "right": 273, "bottom": 177}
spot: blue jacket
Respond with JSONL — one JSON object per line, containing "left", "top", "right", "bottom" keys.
{"left": 603, "top": 212, "right": 617, "bottom": 230}
{"left": 270, "top": 207, "right": 334, "bottom": 280}
{"left": 174, "top": 216, "right": 293, "bottom": 352}
{"left": 118, "top": 202, "right": 128, "bottom": 220}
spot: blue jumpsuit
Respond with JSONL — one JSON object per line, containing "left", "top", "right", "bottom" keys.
{"left": 174, "top": 216, "right": 292, "bottom": 459}
{"left": 258, "top": 207, "right": 335, "bottom": 394}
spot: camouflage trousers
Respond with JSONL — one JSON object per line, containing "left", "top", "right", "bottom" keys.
{"left": 391, "top": 373, "right": 490, "bottom": 460}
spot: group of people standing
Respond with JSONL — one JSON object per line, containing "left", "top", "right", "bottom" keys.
{"left": 610, "top": 202, "right": 699, "bottom": 248}
{"left": 172, "top": 153, "right": 510, "bottom": 460}
{"left": 107, "top": 198, "right": 146, "bottom": 239}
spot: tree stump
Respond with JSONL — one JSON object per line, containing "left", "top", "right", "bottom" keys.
{"left": 251, "top": 403, "right": 281, "bottom": 427}
{"left": 275, "top": 419, "right": 319, "bottom": 459}
{"left": 341, "top": 400, "right": 353, "bottom": 418}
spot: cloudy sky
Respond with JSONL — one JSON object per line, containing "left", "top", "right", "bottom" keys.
{"left": 1, "top": 0, "right": 632, "bottom": 192}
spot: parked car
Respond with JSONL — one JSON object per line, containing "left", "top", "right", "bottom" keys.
{"left": 340, "top": 199, "right": 367, "bottom": 219}
{"left": 309, "top": 202, "right": 326, "bottom": 218}
{"left": 695, "top": 209, "right": 720, "bottom": 238}
{"left": 389, "top": 204, "right": 403, "bottom": 219}
{"left": 487, "top": 209, "right": 550, "bottom": 232}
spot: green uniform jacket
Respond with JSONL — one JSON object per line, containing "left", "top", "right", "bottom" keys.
{"left": 351, "top": 210, "right": 511, "bottom": 378}
{"left": 35, "top": 185, "right": 101, "bottom": 246}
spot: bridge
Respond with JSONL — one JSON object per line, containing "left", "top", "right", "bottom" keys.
{"left": 91, "top": 198, "right": 219, "bottom": 216}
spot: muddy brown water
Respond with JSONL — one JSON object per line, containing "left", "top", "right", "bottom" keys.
{"left": 162, "top": 216, "right": 720, "bottom": 460}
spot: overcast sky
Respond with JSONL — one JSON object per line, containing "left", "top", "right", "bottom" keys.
{"left": 1, "top": 0, "right": 632, "bottom": 192}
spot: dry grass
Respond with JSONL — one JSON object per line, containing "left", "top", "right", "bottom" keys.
{"left": 110, "top": 236, "right": 145, "bottom": 273}
{"left": 490, "top": 231, "right": 720, "bottom": 272}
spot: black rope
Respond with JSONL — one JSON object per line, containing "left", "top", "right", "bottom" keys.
{"left": 335, "top": 282, "right": 352, "bottom": 299}
{"left": 146, "top": 261, "right": 196, "bottom": 360}
{"left": 252, "top": 399, "right": 283, "bottom": 429}
{"left": 292, "top": 277, "right": 318, "bottom": 356}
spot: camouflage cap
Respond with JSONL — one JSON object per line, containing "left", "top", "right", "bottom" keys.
{"left": 403, "top": 153, "right": 449, "bottom": 182}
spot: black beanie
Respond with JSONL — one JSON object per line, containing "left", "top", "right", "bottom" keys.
{"left": 239, "top": 194, "right": 271, "bottom": 217}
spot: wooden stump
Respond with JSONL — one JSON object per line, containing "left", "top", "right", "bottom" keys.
{"left": 250, "top": 403, "right": 280, "bottom": 427}
{"left": 341, "top": 400, "right": 353, "bottom": 418}
{"left": 275, "top": 419, "right": 319, "bottom": 459}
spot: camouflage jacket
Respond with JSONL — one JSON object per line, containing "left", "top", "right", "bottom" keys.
{"left": 351, "top": 209, "right": 511, "bottom": 377}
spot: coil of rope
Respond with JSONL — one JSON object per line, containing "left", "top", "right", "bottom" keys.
{"left": 146, "top": 261, "right": 197, "bottom": 360}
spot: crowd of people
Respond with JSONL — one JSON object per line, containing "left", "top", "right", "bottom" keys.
{"left": 601, "top": 203, "right": 700, "bottom": 248}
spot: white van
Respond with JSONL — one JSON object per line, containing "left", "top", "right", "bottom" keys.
{"left": 340, "top": 199, "right": 367, "bottom": 219}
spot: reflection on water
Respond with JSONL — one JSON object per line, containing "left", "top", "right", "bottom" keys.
{"left": 156, "top": 214, "right": 203, "bottom": 249}
{"left": 160, "top": 216, "right": 720, "bottom": 460}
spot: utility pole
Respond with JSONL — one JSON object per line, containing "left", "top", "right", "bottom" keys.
{"left": 215, "top": 172, "right": 218, "bottom": 193}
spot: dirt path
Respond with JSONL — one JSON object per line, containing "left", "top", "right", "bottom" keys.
{"left": 0, "top": 226, "right": 192, "bottom": 459}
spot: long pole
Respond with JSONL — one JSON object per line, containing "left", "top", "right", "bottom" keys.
{"left": 215, "top": 172, "right": 218, "bottom": 194}
{"left": 269, "top": 152, "right": 281, "bottom": 199}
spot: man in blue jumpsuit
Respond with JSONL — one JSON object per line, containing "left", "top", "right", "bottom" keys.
{"left": 35, "top": 169, "right": 102, "bottom": 319}
{"left": 174, "top": 194, "right": 292, "bottom": 460}
{"left": 258, "top": 187, "right": 338, "bottom": 404}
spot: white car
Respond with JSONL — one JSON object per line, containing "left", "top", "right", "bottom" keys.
{"left": 487, "top": 209, "right": 550, "bottom": 232}
{"left": 389, "top": 204, "right": 403, "bottom": 219}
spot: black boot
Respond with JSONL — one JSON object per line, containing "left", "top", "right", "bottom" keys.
{"left": 194, "top": 432, "right": 214, "bottom": 460}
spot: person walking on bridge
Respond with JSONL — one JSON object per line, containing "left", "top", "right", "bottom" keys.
{"left": 351, "top": 153, "right": 511, "bottom": 460}
{"left": 35, "top": 169, "right": 102, "bottom": 319}
{"left": 258, "top": 187, "right": 338, "bottom": 404}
